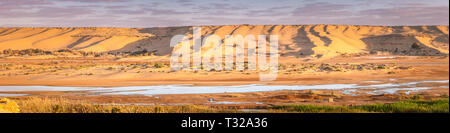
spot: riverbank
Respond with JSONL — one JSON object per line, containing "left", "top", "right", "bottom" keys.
{"left": 2, "top": 97, "right": 448, "bottom": 113}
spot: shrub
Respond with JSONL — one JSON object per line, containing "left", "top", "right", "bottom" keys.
{"left": 106, "top": 67, "right": 115, "bottom": 70}
{"left": 411, "top": 43, "right": 421, "bottom": 49}
{"left": 0, "top": 98, "right": 20, "bottom": 113}
{"left": 153, "top": 63, "right": 164, "bottom": 68}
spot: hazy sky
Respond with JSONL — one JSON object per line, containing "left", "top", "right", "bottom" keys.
{"left": 0, "top": 0, "right": 448, "bottom": 27}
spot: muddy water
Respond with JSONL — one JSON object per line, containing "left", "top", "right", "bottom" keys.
{"left": 0, "top": 80, "right": 448, "bottom": 96}
{"left": 0, "top": 93, "right": 28, "bottom": 97}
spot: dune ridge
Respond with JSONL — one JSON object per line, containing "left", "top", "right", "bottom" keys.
{"left": 0, "top": 25, "right": 448, "bottom": 59}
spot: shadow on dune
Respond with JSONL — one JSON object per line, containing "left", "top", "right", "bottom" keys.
{"left": 112, "top": 25, "right": 318, "bottom": 58}
{"left": 361, "top": 34, "right": 446, "bottom": 56}
{"left": 109, "top": 25, "right": 448, "bottom": 58}
{"left": 111, "top": 26, "right": 191, "bottom": 56}
{"left": 309, "top": 25, "right": 331, "bottom": 47}
{"left": 282, "top": 26, "right": 316, "bottom": 58}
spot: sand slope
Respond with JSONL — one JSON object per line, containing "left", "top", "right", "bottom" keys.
{"left": 0, "top": 27, "right": 152, "bottom": 52}
{"left": 0, "top": 25, "right": 448, "bottom": 59}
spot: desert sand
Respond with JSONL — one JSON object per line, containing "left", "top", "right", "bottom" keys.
{"left": 0, "top": 25, "right": 448, "bottom": 109}
{"left": 0, "top": 25, "right": 448, "bottom": 57}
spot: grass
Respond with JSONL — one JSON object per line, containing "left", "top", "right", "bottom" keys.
{"left": 1, "top": 97, "right": 448, "bottom": 113}
{"left": 269, "top": 99, "right": 449, "bottom": 113}
{"left": 13, "top": 97, "right": 236, "bottom": 113}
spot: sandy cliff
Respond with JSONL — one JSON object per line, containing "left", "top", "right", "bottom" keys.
{"left": 0, "top": 25, "right": 448, "bottom": 59}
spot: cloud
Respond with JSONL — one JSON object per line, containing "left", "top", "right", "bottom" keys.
{"left": 194, "top": 2, "right": 246, "bottom": 11}
{"left": 191, "top": 16, "right": 277, "bottom": 26}
{"left": 61, "top": 0, "right": 132, "bottom": 3}
{"left": 0, "top": 0, "right": 52, "bottom": 17}
{"left": 1, "top": 0, "right": 449, "bottom": 27}
{"left": 356, "top": 5, "right": 449, "bottom": 25}
{"left": 105, "top": 5, "right": 129, "bottom": 9}
{"left": 35, "top": 6, "right": 95, "bottom": 17}
{"left": 245, "top": 6, "right": 292, "bottom": 17}
{"left": 108, "top": 9, "right": 146, "bottom": 15}
{"left": 0, "top": 0, "right": 50, "bottom": 11}
{"left": 360, "top": 5, "right": 448, "bottom": 18}
{"left": 288, "top": 1, "right": 449, "bottom": 25}
{"left": 0, "top": 0, "right": 50, "bottom": 6}
{"left": 0, "top": 5, "right": 94, "bottom": 18}
{"left": 130, "top": 16, "right": 195, "bottom": 27}
{"left": 292, "top": 2, "right": 352, "bottom": 17}
{"left": 176, "top": 0, "right": 194, "bottom": 3}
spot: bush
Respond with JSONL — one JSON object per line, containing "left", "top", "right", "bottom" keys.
{"left": 0, "top": 98, "right": 20, "bottom": 113}
{"left": 411, "top": 43, "right": 421, "bottom": 49}
{"left": 153, "top": 63, "right": 164, "bottom": 68}
{"left": 106, "top": 67, "right": 115, "bottom": 70}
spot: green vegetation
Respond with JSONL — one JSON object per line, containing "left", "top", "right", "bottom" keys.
{"left": 129, "top": 49, "right": 157, "bottom": 56}
{"left": 0, "top": 48, "right": 157, "bottom": 57}
{"left": 411, "top": 42, "right": 422, "bottom": 49}
{"left": 153, "top": 63, "right": 165, "bottom": 68}
{"left": 106, "top": 67, "right": 115, "bottom": 70}
{"left": 269, "top": 99, "right": 449, "bottom": 113}
{"left": 1, "top": 49, "right": 52, "bottom": 56}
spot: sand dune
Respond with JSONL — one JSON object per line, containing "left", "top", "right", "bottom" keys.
{"left": 0, "top": 25, "right": 448, "bottom": 59}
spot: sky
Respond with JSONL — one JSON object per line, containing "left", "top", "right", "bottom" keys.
{"left": 0, "top": 0, "right": 448, "bottom": 27}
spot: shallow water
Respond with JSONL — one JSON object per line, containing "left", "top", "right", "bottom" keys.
{"left": 0, "top": 80, "right": 448, "bottom": 96}
{"left": 0, "top": 93, "right": 29, "bottom": 97}
{"left": 239, "top": 109, "right": 269, "bottom": 112}
{"left": 208, "top": 101, "right": 264, "bottom": 105}
{"left": 368, "top": 56, "right": 396, "bottom": 59}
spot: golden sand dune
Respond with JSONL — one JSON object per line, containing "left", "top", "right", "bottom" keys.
{"left": 0, "top": 27, "right": 152, "bottom": 52}
{"left": 0, "top": 25, "right": 448, "bottom": 59}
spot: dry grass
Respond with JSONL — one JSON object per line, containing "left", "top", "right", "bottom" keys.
{"left": 0, "top": 98, "right": 20, "bottom": 113}
{"left": 14, "top": 97, "right": 237, "bottom": 113}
